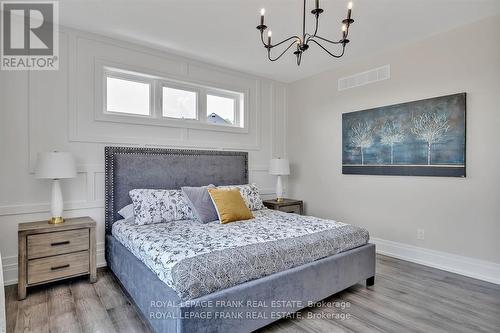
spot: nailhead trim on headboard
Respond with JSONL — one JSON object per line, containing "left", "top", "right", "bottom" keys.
{"left": 104, "top": 146, "right": 248, "bottom": 234}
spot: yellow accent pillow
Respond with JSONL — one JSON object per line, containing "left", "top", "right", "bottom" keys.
{"left": 208, "top": 188, "right": 254, "bottom": 224}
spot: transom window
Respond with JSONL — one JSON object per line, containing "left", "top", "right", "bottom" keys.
{"left": 103, "top": 66, "right": 244, "bottom": 129}
{"left": 207, "top": 94, "right": 237, "bottom": 125}
{"left": 106, "top": 76, "right": 150, "bottom": 116}
{"left": 162, "top": 86, "right": 197, "bottom": 120}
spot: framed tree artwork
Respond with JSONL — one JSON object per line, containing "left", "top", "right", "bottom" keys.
{"left": 342, "top": 93, "right": 466, "bottom": 177}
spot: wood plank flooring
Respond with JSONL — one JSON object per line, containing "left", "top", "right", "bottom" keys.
{"left": 5, "top": 255, "right": 500, "bottom": 333}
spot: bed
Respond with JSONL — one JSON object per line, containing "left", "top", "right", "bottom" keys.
{"left": 104, "top": 146, "right": 375, "bottom": 333}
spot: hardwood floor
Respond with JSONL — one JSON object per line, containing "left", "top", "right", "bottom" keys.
{"left": 5, "top": 255, "right": 500, "bottom": 333}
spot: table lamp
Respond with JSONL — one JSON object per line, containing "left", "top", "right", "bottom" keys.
{"left": 35, "top": 151, "right": 77, "bottom": 224}
{"left": 269, "top": 158, "right": 290, "bottom": 202}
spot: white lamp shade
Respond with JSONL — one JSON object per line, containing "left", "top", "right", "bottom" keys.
{"left": 35, "top": 151, "right": 77, "bottom": 179}
{"left": 269, "top": 158, "right": 290, "bottom": 175}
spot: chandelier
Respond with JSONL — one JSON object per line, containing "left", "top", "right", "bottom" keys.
{"left": 256, "top": 0, "right": 354, "bottom": 65}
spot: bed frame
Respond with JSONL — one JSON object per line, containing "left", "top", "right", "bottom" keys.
{"left": 104, "top": 146, "right": 375, "bottom": 333}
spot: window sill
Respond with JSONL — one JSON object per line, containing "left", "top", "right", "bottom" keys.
{"left": 94, "top": 112, "right": 249, "bottom": 134}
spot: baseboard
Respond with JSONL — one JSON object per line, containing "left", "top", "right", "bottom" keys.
{"left": 3, "top": 239, "right": 499, "bottom": 286}
{"left": 371, "top": 237, "right": 500, "bottom": 285}
{"left": 2, "top": 242, "right": 107, "bottom": 286}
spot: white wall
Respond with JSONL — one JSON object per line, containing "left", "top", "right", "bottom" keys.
{"left": 287, "top": 15, "right": 500, "bottom": 277}
{"left": 2, "top": 14, "right": 499, "bottom": 287}
{"left": 0, "top": 27, "right": 288, "bottom": 285}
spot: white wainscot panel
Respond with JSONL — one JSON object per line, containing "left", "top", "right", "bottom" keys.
{"left": 94, "top": 172, "right": 105, "bottom": 201}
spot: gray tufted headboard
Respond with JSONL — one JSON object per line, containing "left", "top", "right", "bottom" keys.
{"left": 104, "top": 146, "right": 248, "bottom": 234}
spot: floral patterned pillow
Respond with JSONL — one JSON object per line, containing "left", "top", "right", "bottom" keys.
{"left": 218, "top": 183, "right": 264, "bottom": 211}
{"left": 129, "top": 189, "right": 194, "bottom": 225}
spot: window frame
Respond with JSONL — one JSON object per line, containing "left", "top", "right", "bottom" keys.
{"left": 95, "top": 63, "right": 248, "bottom": 133}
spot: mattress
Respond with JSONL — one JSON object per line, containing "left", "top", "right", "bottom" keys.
{"left": 112, "top": 209, "right": 369, "bottom": 301}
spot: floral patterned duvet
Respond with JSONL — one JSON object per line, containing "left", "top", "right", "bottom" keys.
{"left": 112, "top": 209, "right": 369, "bottom": 300}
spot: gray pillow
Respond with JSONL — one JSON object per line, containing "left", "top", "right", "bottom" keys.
{"left": 182, "top": 185, "right": 218, "bottom": 223}
{"left": 117, "top": 203, "right": 135, "bottom": 223}
{"left": 117, "top": 203, "right": 134, "bottom": 220}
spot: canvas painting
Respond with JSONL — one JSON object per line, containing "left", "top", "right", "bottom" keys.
{"left": 342, "top": 93, "right": 466, "bottom": 177}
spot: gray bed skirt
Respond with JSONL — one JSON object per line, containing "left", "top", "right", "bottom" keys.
{"left": 106, "top": 235, "right": 375, "bottom": 333}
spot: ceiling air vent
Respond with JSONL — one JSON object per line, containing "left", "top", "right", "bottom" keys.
{"left": 338, "top": 65, "right": 390, "bottom": 91}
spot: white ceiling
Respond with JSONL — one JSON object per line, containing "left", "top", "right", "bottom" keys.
{"left": 58, "top": 0, "right": 500, "bottom": 82}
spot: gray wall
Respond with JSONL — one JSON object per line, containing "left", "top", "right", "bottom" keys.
{"left": 287, "top": 14, "right": 500, "bottom": 264}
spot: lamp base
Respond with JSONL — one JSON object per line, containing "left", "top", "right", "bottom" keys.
{"left": 275, "top": 175, "right": 284, "bottom": 203}
{"left": 49, "top": 216, "right": 64, "bottom": 224}
{"left": 49, "top": 179, "right": 64, "bottom": 224}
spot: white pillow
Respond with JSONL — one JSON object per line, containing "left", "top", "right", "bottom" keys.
{"left": 129, "top": 189, "right": 194, "bottom": 225}
{"left": 218, "top": 183, "right": 264, "bottom": 211}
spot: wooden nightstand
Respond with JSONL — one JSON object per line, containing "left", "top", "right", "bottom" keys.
{"left": 263, "top": 199, "right": 303, "bottom": 215}
{"left": 18, "top": 216, "right": 96, "bottom": 300}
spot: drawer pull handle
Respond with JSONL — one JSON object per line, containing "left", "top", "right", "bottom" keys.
{"left": 51, "top": 241, "right": 70, "bottom": 246}
{"left": 51, "top": 264, "right": 70, "bottom": 271}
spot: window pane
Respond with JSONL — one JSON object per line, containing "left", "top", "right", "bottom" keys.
{"left": 162, "top": 87, "right": 197, "bottom": 119}
{"left": 207, "top": 95, "right": 235, "bottom": 125}
{"left": 106, "top": 77, "right": 150, "bottom": 115}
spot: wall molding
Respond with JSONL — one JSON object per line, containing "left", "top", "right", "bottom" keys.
{"left": 2, "top": 242, "right": 106, "bottom": 286}
{"left": 26, "top": 27, "right": 287, "bottom": 170}
{"left": 0, "top": 200, "right": 104, "bottom": 217}
{"left": 0, "top": 161, "right": 272, "bottom": 217}
{"left": 2, "top": 25, "right": 288, "bottom": 290}
{"left": 65, "top": 33, "right": 263, "bottom": 151}
{"left": 0, "top": 187, "right": 275, "bottom": 217}
{"left": 371, "top": 237, "right": 500, "bottom": 285}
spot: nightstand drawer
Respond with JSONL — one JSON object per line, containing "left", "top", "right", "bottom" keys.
{"left": 280, "top": 204, "right": 301, "bottom": 214}
{"left": 27, "top": 251, "right": 89, "bottom": 285}
{"left": 27, "top": 229, "right": 89, "bottom": 259}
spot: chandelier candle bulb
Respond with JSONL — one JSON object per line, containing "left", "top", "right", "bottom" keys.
{"left": 315, "top": 0, "right": 319, "bottom": 9}
{"left": 342, "top": 24, "right": 347, "bottom": 40}
{"left": 347, "top": 2, "right": 353, "bottom": 20}
{"left": 260, "top": 8, "right": 265, "bottom": 26}
{"left": 268, "top": 30, "right": 272, "bottom": 46}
